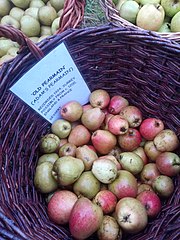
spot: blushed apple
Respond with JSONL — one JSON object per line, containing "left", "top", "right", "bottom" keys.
{"left": 136, "top": 3, "right": 165, "bottom": 31}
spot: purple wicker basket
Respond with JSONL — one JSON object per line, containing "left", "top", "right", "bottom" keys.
{"left": 0, "top": 21, "right": 180, "bottom": 240}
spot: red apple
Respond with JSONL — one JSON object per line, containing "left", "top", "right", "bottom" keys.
{"left": 139, "top": 118, "right": 164, "bottom": 140}
{"left": 119, "top": 105, "right": 142, "bottom": 127}
{"left": 108, "top": 115, "right": 129, "bottom": 135}
{"left": 137, "top": 190, "right": 162, "bottom": 218}
{"left": 108, "top": 95, "right": 129, "bottom": 114}
{"left": 140, "top": 163, "right": 160, "bottom": 185}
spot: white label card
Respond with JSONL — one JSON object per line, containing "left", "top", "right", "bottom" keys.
{"left": 10, "top": 42, "right": 91, "bottom": 123}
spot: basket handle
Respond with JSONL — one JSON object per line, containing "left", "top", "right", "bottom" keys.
{"left": 0, "top": 0, "right": 86, "bottom": 60}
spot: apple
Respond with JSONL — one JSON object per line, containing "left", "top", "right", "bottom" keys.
{"left": 29, "top": 0, "right": 45, "bottom": 8}
{"left": 171, "top": 11, "right": 180, "bottom": 32}
{"left": 11, "top": 0, "right": 30, "bottom": 9}
{"left": 38, "top": 5, "right": 57, "bottom": 26}
{"left": 119, "top": 0, "right": 140, "bottom": 24}
{"left": 139, "top": 118, "right": 164, "bottom": 140}
{"left": 161, "top": 0, "right": 180, "bottom": 17}
{"left": 50, "top": 0, "right": 64, "bottom": 12}
{"left": 140, "top": 163, "right": 160, "bottom": 185}
{"left": 7, "top": 47, "right": 19, "bottom": 57}
{"left": 0, "top": 39, "right": 15, "bottom": 57}
{"left": 40, "top": 26, "right": 52, "bottom": 36}
{"left": 140, "top": 0, "right": 160, "bottom": 4}
{"left": 59, "top": 143, "right": 77, "bottom": 157}
{"left": 0, "top": 0, "right": 11, "bottom": 17}
{"left": 24, "top": 7, "right": 39, "bottom": 20}
{"left": 137, "top": 190, "right": 162, "bottom": 218}
{"left": 9, "top": 7, "right": 24, "bottom": 21}
{"left": 115, "top": 197, "right": 148, "bottom": 234}
{"left": 158, "top": 21, "right": 171, "bottom": 32}
{"left": 152, "top": 175, "right": 174, "bottom": 198}
{"left": 20, "top": 15, "right": 41, "bottom": 37}
{"left": 155, "top": 151, "right": 180, "bottom": 176}
{"left": 116, "top": 0, "right": 127, "bottom": 11}
{"left": 1, "top": 15, "right": 20, "bottom": 29}
{"left": 136, "top": 3, "right": 165, "bottom": 31}
{"left": 51, "top": 17, "right": 60, "bottom": 34}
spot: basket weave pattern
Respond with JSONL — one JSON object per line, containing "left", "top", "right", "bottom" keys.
{"left": 99, "top": 0, "right": 180, "bottom": 43}
{"left": 0, "top": 22, "right": 180, "bottom": 240}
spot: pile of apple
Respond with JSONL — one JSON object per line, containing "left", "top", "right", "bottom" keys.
{"left": 0, "top": 0, "right": 64, "bottom": 66}
{"left": 113, "top": 0, "right": 180, "bottom": 33}
{"left": 34, "top": 89, "right": 180, "bottom": 240}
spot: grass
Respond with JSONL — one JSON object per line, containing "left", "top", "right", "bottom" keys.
{"left": 81, "top": 0, "right": 107, "bottom": 27}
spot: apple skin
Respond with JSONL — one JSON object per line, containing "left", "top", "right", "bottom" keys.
{"left": 136, "top": 3, "right": 165, "bottom": 31}
{"left": 171, "top": 11, "right": 180, "bottom": 32}
{"left": 139, "top": 118, "right": 164, "bottom": 140}
{"left": 0, "top": 0, "right": 11, "bottom": 17}
{"left": 158, "top": 22, "right": 171, "bottom": 32}
{"left": 152, "top": 175, "right": 174, "bottom": 198}
{"left": 51, "top": 119, "right": 72, "bottom": 138}
{"left": 140, "top": 0, "right": 160, "bottom": 4}
{"left": 136, "top": 190, "right": 162, "bottom": 218}
{"left": 161, "top": 0, "right": 180, "bottom": 18}
{"left": 155, "top": 152, "right": 180, "bottom": 176}
{"left": 115, "top": 197, "right": 148, "bottom": 234}
{"left": 119, "top": 0, "right": 140, "bottom": 24}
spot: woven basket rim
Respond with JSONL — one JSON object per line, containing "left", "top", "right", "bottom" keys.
{"left": 1, "top": 17, "right": 180, "bottom": 240}
{"left": 99, "top": 0, "right": 180, "bottom": 43}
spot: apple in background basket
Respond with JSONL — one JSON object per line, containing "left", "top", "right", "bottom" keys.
{"left": 170, "top": 11, "right": 180, "bottom": 32}
{"left": 119, "top": 0, "right": 140, "bottom": 24}
{"left": 136, "top": 3, "right": 165, "bottom": 31}
{"left": 139, "top": 118, "right": 164, "bottom": 140}
{"left": 161, "top": 0, "right": 180, "bottom": 17}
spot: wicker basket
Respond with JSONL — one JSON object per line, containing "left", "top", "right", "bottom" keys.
{"left": 1, "top": 19, "right": 180, "bottom": 240}
{"left": 99, "top": 0, "right": 180, "bottom": 43}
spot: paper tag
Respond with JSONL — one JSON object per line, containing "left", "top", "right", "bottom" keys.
{"left": 10, "top": 42, "right": 91, "bottom": 123}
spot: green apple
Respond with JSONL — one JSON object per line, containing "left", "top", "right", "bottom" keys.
{"left": 51, "top": 17, "right": 60, "bottom": 34}
{"left": 38, "top": 6, "right": 57, "bottom": 26}
{"left": 11, "top": 0, "right": 30, "bottom": 9}
{"left": 119, "top": 0, "right": 140, "bottom": 24}
{"left": 40, "top": 25, "right": 52, "bottom": 35}
{"left": 57, "top": 8, "right": 63, "bottom": 17}
{"left": 139, "top": 0, "right": 160, "bottom": 5}
{"left": 136, "top": 4, "right": 165, "bottom": 31}
{"left": 116, "top": 0, "right": 128, "bottom": 10}
{"left": 1, "top": 15, "right": 20, "bottom": 29}
{"left": 20, "top": 15, "right": 41, "bottom": 37}
{"left": 24, "top": 7, "right": 39, "bottom": 20}
{"left": 9, "top": 7, "right": 24, "bottom": 21}
{"left": 38, "top": 35, "right": 50, "bottom": 42}
{"left": 161, "top": 0, "right": 180, "bottom": 17}
{"left": 0, "top": 39, "right": 15, "bottom": 57}
{"left": 171, "top": 11, "right": 180, "bottom": 32}
{"left": 29, "top": 0, "right": 45, "bottom": 8}
{"left": 7, "top": 46, "right": 19, "bottom": 57}
{"left": 50, "top": 0, "right": 64, "bottom": 12}
{"left": 0, "top": 54, "right": 14, "bottom": 66}
{"left": 0, "top": 0, "right": 11, "bottom": 17}
{"left": 158, "top": 22, "right": 171, "bottom": 32}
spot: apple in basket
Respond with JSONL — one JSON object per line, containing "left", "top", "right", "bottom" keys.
{"left": 161, "top": 0, "right": 180, "bottom": 17}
